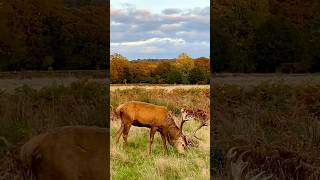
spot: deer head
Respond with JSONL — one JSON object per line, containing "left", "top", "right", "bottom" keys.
{"left": 178, "top": 118, "right": 199, "bottom": 148}
{"left": 180, "top": 108, "right": 209, "bottom": 141}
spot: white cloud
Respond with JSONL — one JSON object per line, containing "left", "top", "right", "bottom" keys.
{"left": 110, "top": 5, "right": 210, "bottom": 59}
{"left": 159, "top": 23, "right": 184, "bottom": 31}
{"left": 162, "top": 8, "right": 182, "bottom": 15}
{"left": 111, "top": 37, "right": 186, "bottom": 47}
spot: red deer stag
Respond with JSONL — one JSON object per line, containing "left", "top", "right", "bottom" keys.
{"left": 180, "top": 108, "right": 209, "bottom": 140}
{"left": 19, "top": 126, "right": 108, "bottom": 180}
{"left": 115, "top": 101, "right": 189, "bottom": 155}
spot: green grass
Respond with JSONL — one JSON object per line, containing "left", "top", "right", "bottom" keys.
{"left": 110, "top": 88, "right": 210, "bottom": 180}
{"left": 111, "top": 121, "right": 210, "bottom": 180}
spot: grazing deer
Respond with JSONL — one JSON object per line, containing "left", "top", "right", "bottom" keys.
{"left": 115, "top": 101, "right": 190, "bottom": 155}
{"left": 180, "top": 108, "right": 209, "bottom": 140}
{"left": 19, "top": 126, "right": 108, "bottom": 180}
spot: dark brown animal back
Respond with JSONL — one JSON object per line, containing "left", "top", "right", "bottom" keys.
{"left": 20, "top": 126, "right": 108, "bottom": 180}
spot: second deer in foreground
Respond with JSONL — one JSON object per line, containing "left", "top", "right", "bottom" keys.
{"left": 115, "top": 101, "right": 189, "bottom": 154}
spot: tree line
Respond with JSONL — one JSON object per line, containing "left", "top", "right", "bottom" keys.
{"left": 0, "top": 0, "right": 108, "bottom": 71}
{"left": 3, "top": 0, "right": 318, "bottom": 73}
{"left": 110, "top": 53, "right": 210, "bottom": 84}
{"left": 212, "top": 0, "right": 320, "bottom": 73}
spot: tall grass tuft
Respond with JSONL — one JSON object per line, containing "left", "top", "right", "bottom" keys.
{"left": 0, "top": 80, "right": 107, "bottom": 159}
{"left": 213, "top": 82, "right": 320, "bottom": 179}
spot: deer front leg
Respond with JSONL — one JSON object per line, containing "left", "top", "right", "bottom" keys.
{"left": 149, "top": 127, "right": 158, "bottom": 155}
{"left": 160, "top": 131, "right": 168, "bottom": 155}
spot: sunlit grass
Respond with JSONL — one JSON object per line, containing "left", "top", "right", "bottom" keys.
{"left": 110, "top": 88, "right": 210, "bottom": 180}
{"left": 110, "top": 120, "right": 210, "bottom": 180}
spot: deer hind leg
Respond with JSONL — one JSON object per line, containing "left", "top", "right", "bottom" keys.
{"left": 115, "top": 122, "right": 124, "bottom": 144}
{"left": 149, "top": 127, "right": 158, "bottom": 155}
{"left": 160, "top": 131, "right": 168, "bottom": 155}
{"left": 122, "top": 123, "right": 132, "bottom": 150}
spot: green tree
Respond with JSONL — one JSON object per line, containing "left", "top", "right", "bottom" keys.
{"left": 212, "top": 20, "right": 235, "bottom": 72}
{"left": 189, "top": 67, "right": 206, "bottom": 84}
{"left": 166, "top": 67, "right": 182, "bottom": 84}
{"left": 42, "top": 56, "right": 54, "bottom": 70}
{"left": 251, "top": 17, "right": 300, "bottom": 72}
{"left": 152, "top": 61, "right": 172, "bottom": 83}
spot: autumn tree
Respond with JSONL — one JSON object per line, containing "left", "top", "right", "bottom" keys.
{"left": 176, "top": 53, "right": 194, "bottom": 72}
{"left": 212, "top": 0, "right": 320, "bottom": 73}
{"left": 0, "top": 0, "right": 108, "bottom": 71}
{"left": 175, "top": 53, "right": 194, "bottom": 83}
{"left": 110, "top": 53, "right": 130, "bottom": 83}
{"left": 152, "top": 61, "right": 173, "bottom": 83}
{"left": 194, "top": 57, "right": 210, "bottom": 83}
{"left": 129, "top": 61, "right": 156, "bottom": 83}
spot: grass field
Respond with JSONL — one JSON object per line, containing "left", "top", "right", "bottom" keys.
{"left": 110, "top": 87, "right": 210, "bottom": 180}
{"left": 110, "top": 84, "right": 209, "bottom": 92}
{"left": 0, "top": 71, "right": 107, "bottom": 92}
{"left": 213, "top": 78, "right": 320, "bottom": 179}
{"left": 212, "top": 73, "right": 320, "bottom": 86}
{"left": 0, "top": 80, "right": 107, "bottom": 179}
{"left": 1, "top": 72, "right": 320, "bottom": 179}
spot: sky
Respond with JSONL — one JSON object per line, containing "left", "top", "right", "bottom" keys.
{"left": 111, "top": 0, "right": 210, "bottom": 60}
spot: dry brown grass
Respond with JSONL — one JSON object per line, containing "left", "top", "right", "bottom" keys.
{"left": 212, "top": 73, "right": 320, "bottom": 87}
{"left": 212, "top": 81, "right": 320, "bottom": 179}
{"left": 0, "top": 70, "right": 107, "bottom": 92}
{"left": 0, "top": 80, "right": 107, "bottom": 178}
{"left": 0, "top": 78, "right": 106, "bottom": 92}
{"left": 110, "top": 84, "right": 209, "bottom": 92}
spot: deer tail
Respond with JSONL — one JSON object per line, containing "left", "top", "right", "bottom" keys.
{"left": 115, "top": 103, "right": 126, "bottom": 117}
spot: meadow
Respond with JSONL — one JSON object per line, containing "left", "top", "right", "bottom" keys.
{"left": 0, "top": 71, "right": 106, "bottom": 92}
{"left": 0, "top": 79, "right": 107, "bottom": 179}
{"left": 212, "top": 75, "right": 320, "bottom": 179}
{"left": 1, "top": 72, "right": 319, "bottom": 179}
{"left": 110, "top": 86, "right": 210, "bottom": 180}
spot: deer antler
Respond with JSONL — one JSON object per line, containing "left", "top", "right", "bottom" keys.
{"left": 192, "top": 122, "right": 208, "bottom": 140}
{"left": 180, "top": 118, "right": 188, "bottom": 134}
{"left": 230, "top": 150, "right": 249, "bottom": 180}
{"left": 227, "top": 147, "right": 273, "bottom": 180}
{"left": 246, "top": 171, "right": 273, "bottom": 180}
{"left": 179, "top": 115, "right": 200, "bottom": 147}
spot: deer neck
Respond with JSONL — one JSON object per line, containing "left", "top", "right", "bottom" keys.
{"left": 167, "top": 122, "right": 182, "bottom": 146}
